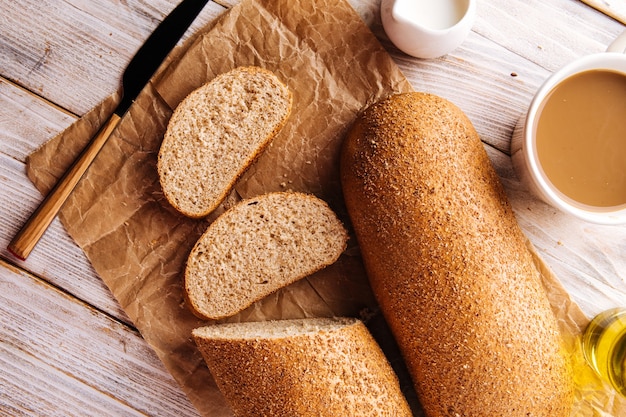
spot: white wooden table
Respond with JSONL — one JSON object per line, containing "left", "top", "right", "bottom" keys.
{"left": 1, "top": 0, "right": 624, "bottom": 415}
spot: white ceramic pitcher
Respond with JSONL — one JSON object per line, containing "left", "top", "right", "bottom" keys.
{"left": 381, "top": 0, "right": 476, "bottom": 59}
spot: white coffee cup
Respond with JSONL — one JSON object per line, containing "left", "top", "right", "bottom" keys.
{"left": 511, "top": 31, "right": 626, "bottom": 225}
{"left": 381, "top": 0, "right": 476, "bottom": 59}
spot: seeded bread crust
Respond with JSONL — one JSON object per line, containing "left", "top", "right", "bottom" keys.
{"left": 157, "top": 66, "right": 292, "bottom": 218}
{"left": 185, "top": 192, "right": 348, "bottom": 320}
{"left": 192, "top": 318, "right": 413, "bottom": 417}
{"left": 340, "top": 92, "right": 574, "bottom": 416}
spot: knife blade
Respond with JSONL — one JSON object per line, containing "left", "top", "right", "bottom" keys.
{"left": 8, "top": 0, "right": 210, "bottom": 260}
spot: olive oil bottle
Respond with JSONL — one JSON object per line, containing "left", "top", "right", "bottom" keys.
{"left": 581, "top": 308, "right": 626, "bottom": 397}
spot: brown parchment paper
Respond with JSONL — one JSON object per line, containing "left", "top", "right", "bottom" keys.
{"left": 25, "top": 0, "right": 625, "bottom": 415}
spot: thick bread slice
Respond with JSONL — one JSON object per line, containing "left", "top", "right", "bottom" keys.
{"left": 185, "top": 192, "right": 348, "bottom": 320}
{"left": 340, "top": 93, "right": 574, "bottom": 416}
{"left": 192, "top": 317, "right": 413, "bottom": 417}
{"left": 157, "top": 66, "right": 292, "bottom": 218}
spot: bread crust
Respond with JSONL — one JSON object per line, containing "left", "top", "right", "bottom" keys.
{"left": 192, "top": 318, "right": 413, "bottom": 416}
{"left": 340, "top": 92, "right": 574, "bottom": 416}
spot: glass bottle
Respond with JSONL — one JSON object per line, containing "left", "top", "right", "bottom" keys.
{"left": 581, "top": 307, "right": 626, "bottom": 397}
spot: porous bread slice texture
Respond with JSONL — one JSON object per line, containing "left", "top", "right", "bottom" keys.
{"left": 157, "top": 66, "right": 292, "bottom": 218}
{"left": 185, "top": 192, "right": 348, "bottom": 320}
{"left": 192, "top": 318, "right": 413, "bottom": 417}
{"left": 193, "top": 317, "right": 355, "bottom": 340}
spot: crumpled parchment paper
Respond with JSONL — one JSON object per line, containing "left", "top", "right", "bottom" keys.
{"left": 25, "top": 0, "right": 625, "bottom": 415}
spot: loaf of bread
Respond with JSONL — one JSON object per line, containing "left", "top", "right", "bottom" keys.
{"left": 340, "top": 93, "right": 574, "bottom": 416}
{"left": 185, "top": 192, "right": 348, "bottom": 320}
{"left": 157, "top": 66, "right": 292, "bottom": 218}
{"left": 192, "top": 317, "right": 413, "bottom": 416}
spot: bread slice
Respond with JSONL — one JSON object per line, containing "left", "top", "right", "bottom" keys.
{"left": 157, "top": 66, "right": 292, "bottom": 218}
{"left": 185, "top": 192, "right": 348, "bottom": 320}
{"left": 192, "top": 317, "right": 412, "bottom": 416}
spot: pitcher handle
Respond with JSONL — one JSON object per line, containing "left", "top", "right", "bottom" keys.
{"left": 607, "top": 29, "right": 626, "bottom": 53}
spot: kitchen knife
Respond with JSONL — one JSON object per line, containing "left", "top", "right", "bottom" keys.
{"left": 9, "top": 0, "right": 211, "bottom": 260}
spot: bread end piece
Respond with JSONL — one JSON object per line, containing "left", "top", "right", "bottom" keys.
{"left": 192, "top": 317, "right": 413, "bottom": 417}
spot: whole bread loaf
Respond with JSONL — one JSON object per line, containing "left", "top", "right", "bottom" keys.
{"left": 340, "top": 92, "right": 574, "bottom": 416}
{"left": 157, "top": 66, "right": 292, "bottom": 218}
{"left": 185, "top": 192, "right": 348, "bottom": 320}
{"left": 192, "top": 317, "right": 413, "bottom": 416}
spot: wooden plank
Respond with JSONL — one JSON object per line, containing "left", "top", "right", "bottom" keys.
{"left": 474, "top": 0, "right": 625, "bottom": 72}
{"left": 0, "top": 153, "right": 131, "bottom": 322}
{"left": 0, "top": 346, "right": 145, "bottom": 416}
{"left": 0, "top": 77, "right": 75, "bottom": 161}
{"left": 0, "top": 0, "right": 227, "bottom": 116}
{"left": 0, "top": 259, "right": 200, "bottom": 416}
{"left": 0, "top": 78, "right": 129, "bottom": 322}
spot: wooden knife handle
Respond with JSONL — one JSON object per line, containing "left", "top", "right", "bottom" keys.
{"left": 8, "top": 113, "right": 122, "bottom": 260}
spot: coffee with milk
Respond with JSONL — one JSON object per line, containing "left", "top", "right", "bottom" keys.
{"left": 535, "top": 69, "right": 626, "bottom": 208}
